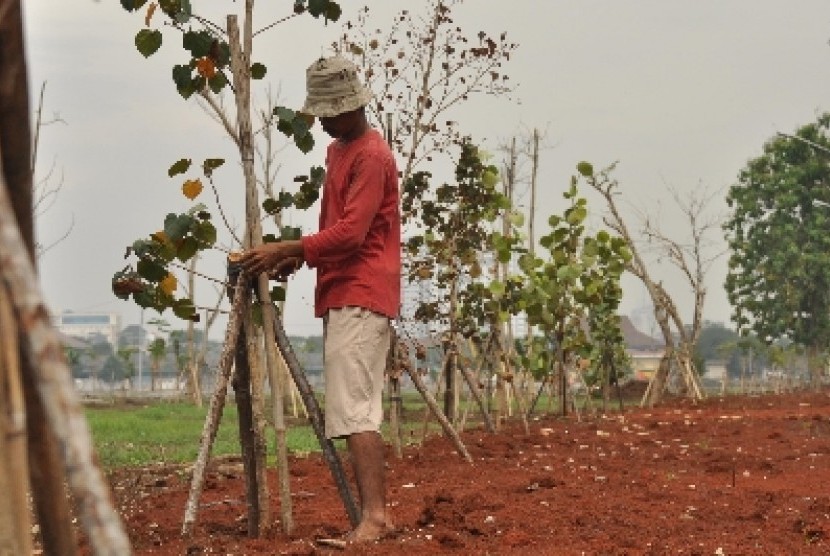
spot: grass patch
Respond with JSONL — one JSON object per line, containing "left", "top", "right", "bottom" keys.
{"left": 85, "top": 389, "right": 616, "bottom": 469}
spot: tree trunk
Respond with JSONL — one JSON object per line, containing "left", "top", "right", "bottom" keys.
{"left": 227, "top": 11, "right": 292, "bottom": 534}
{"left": 807, "top": 343, "right": 823, "bottom": 391}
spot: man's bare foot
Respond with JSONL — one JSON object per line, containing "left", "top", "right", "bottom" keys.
{"left": 315, "top": 519, "right": 397, "bottom": 549}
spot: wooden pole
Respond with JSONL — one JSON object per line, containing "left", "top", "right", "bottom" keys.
{"left": 0, "top": 179, "right": 131, "bottom": 555}
{"left": 182, "top": 277, "right": 248, "bottom": 537}
{"left": 228, "top": 11, "right": 293, "bottom": 533}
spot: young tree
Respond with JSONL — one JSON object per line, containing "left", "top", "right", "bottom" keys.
{"left": 724, "top": 114, "right": 830, "bottom": 390}
{"left": 580, "top": 163, "right": 708, "bottom": 405}
{"left": 336, "top": 0, "right": 517, "bottom": 211}
{"left": 405, "top": 142, "right": 515, "bottom": 423}
{"left": 113, "top": 0, "right": 358, "bottom": 536}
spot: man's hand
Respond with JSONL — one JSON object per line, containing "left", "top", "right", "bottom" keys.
{"left": 239, "top": 240, "right": 304, "bottom": 277}
{"left": 269, "top": 256, "right": 304, "bottom": 281}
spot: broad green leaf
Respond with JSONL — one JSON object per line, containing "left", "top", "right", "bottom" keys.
{"left": 576, "top": 161, "right": 593, "bottom": 177}
{"left": 482, "top": 168, "right": 499, "bottom": 188}
{"left": 168, "top": 158, "right": 191, "bottom": 177}
{"left": 121, "top": 0, "right": 148, "bottom": 12}
{"left": 307, "top": 0, "right": 327, "bottom": 17}
{"left": 262, "top": 198, "right": 280, "bottom": 215}
{"left": 172, "top": 64, "right": 192, "bottom": 88}
{"left": 509, "top": 210, "right": 524, "bottom": 227}
{"left": 208, "top": 72, "right": 227, "bottom": 94}
{"left": 278, "top": 191, "right": 294, "bottom": 208}
{"left": 325, "top": 1, "right": 342, "bottom": 21}
{"left": 164, "top": 213, "right": 191, "bottom": 241}
{"left": 202, "top": 158, "right": 225, "bottom": 175}
{"left": 566, "top": 206, "right": 587, "bottom": 225}
{"left": 488, "top": 280, "right": 505, "bottom": 299}
{"left": 172, "top": 298, "right": 198, "bottom": 321}
{"left": 182, "top": 30, "right": 213, "bottom": 58}
{"left": 176, "top": 237, "right": 198, "bottom": 262}
{"left": 137, "top": 259, "right": 168, "bottom": 282}
{"left": 250, "top": 62, "right": 267, "bottom": 80}
{"left": 195, "top": 221, "right": 217, "bottom": 246}
{"left": 295, "top": 132, "right": 315, "bottom": 153}
{"left": 175, "top": 0, "right": 192, "bottom": 23}
{"left": 135, "top": 29, "right": 162, "bottom": 58}
{"left": 281, "top": 226, "right": 302, "bottom": 240}
{"left": 274, "top": 106, "right": 295, "bottom": 121}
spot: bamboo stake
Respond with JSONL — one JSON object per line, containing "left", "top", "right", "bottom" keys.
{"left": 181, "top": 277, "right": 248, "bottom": 538}
{"left": 387, "top": 329, "right": 403, "bottom": 458}
{"left": 269, "top": 310, "right": 360, "bottom": 527}
{"left": 403, "top": 363, "right": 472, "bottom": 463}
{"left": 231, "top": 314, "right": 262, "bottom": 536}
{"left": 228, "top": 12, "right": 293, "bottom": 533}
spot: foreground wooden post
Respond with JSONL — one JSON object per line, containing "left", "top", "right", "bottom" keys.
{"left": 0, "top": 284, "right": 31, "bottom": 556}
{"left": 0, "top": 180, "right": 131, "bottom": 555}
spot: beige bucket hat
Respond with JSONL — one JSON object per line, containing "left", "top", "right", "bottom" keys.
{"left": 301, "top": 56, "right": 373, "bottom": 118}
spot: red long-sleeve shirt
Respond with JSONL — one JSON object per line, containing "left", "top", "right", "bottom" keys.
{"left": 301, "top": 129, "right": 401, "bottom": 319}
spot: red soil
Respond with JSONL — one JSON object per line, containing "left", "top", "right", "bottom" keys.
{"left": 101, "top": 390, "right": 830, "bottom": 555}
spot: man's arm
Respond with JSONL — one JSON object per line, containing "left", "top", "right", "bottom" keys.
{"left": 302, "top": 151, "right": 386, "bottom": 267}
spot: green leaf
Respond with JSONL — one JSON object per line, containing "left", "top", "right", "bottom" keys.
{"left": 135, "top": 29, "right": 162, "bottom": 58}
{"left": 194, "top": 221, "right": 217, "bottom": 246}
{"left": 172, "top": 64, "right": 192, "bottom": 88}
{"left": 263, "top": 198, "right": 280, "bottom": 215}
{"left": 250, "top": 62, "right": 267, "bottom": 80}
{"left": 278, "top": 191, "right": 294, "bottom": 208}
{"left": 176, "top": 237, "right": 199, "bottom": 262}
{"left": 168, "top": 159, "right": 192, "bottom": 177}
{"left": 291, "top": 117, "right": 310, "bottom": 138}
{"left": 325, "top": 1, "right": 342, "bottom": 21}
{"left": 281, "top": 226, "right": 302, "bottom": 240}
{"left": 576, "top": 161, "right": 594, "bottom": 177}
{"left": 307, "top": 0, "right": 327, "bottom": 17}
{"left": 208, "top": 72, "right": 227, "bottom": 94}
{"left": 488, "top": 280, "right": 505, "bottom": 299}
{"left": 509, "top": 210, "right": 525, "bottom": 227}
{"left": 274, "top": 106, "right": 295, "bottom": 121}
{"left": 295, "top": 132, "right": 315, "bottom": 154}
{"left": 121, "top": 0, "right": 148, "bottom": 12}
{"left": 137, "top": 259, "right": 168, "bottom": 282}
{"left": 175, "top": 0, "right": 192, "bottom": 23}
{"left": 182, "top": 30, "right": 213, "bottom": 58}
{"left": 164, "top": 213, "right": 192, "bottom": 241}
{"left": 270, "top": 286, "right": 286, "bottom": 302}
{"left": 172, "top": 298, "right": 197, "bottom": 321}
{"left": 202, "top": 158, "right": 225, "bottom": 175}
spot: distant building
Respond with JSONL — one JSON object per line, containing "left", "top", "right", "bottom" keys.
{"left": 53, "top": 311, "right": 122, "bottom": 348}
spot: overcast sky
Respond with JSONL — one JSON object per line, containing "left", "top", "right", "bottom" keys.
{"left": 24, "top": 1, "right": 830, "bottom": 339}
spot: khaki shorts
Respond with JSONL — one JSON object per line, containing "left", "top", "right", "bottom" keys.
{"left": 323, "top": 306, "right": 390, "bottom": 439}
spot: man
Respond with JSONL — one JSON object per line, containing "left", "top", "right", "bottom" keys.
{"left": 239, "top": 56, "right": 400, "bottom": 545}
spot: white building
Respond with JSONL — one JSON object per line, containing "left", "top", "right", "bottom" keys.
{"left": 54, "top": 311, "right": 122, "bottom": 348}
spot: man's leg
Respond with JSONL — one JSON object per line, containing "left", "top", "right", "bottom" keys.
{"left": 346, "top": 430, "right": 388, "bottom": 540}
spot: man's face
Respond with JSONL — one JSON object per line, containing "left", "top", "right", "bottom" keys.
{"left": 319, "top": 109, "right": 360, "bottom": 139}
